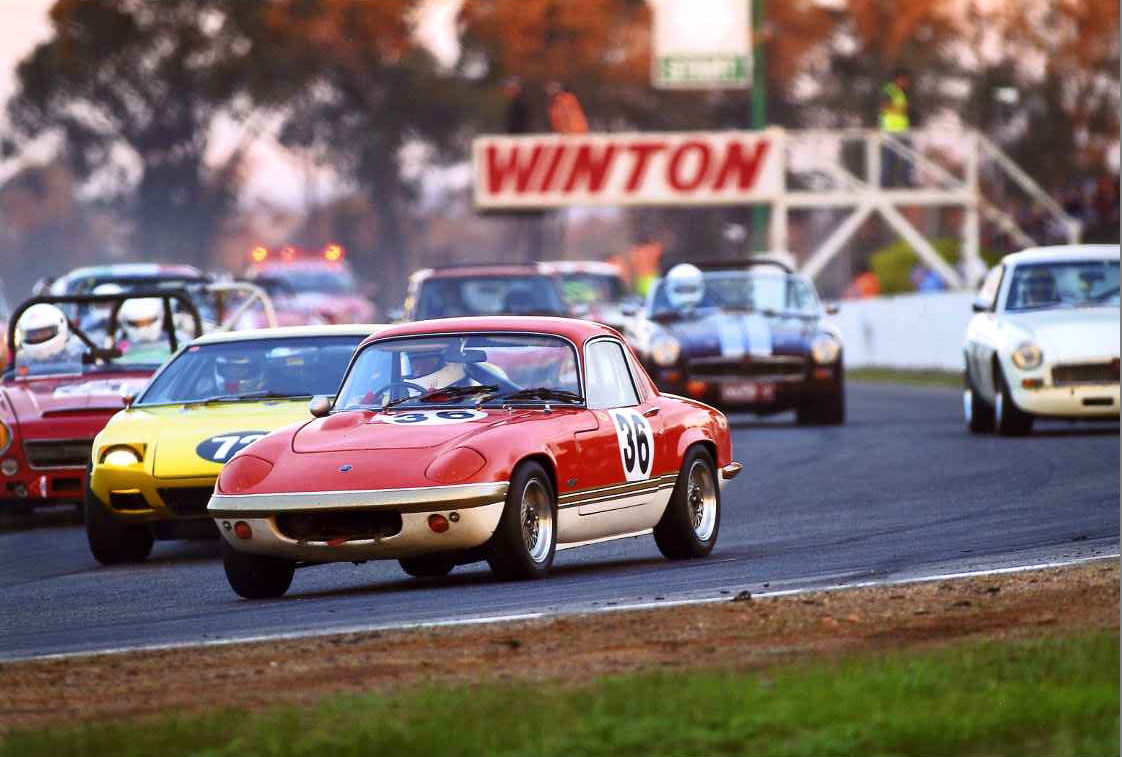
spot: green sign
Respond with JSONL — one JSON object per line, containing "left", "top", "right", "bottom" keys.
{"left": 656, "top": 54, "right": 749, "bottom": 88}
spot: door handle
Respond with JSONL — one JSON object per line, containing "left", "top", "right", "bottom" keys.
{"left": 643, "top": 407, "right": 660, "bottom": 417}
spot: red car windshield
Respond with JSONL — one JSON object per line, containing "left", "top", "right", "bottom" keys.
{"left": 336, "top": 333, "right": 580, "bottom": 410}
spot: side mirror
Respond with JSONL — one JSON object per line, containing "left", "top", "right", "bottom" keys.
{"left": 386, "top": 307, "right": 405, "bottom": 323}
{"left": 824, "top": 302, "right": 840, "bottom": 316}
{"left": 972, "top": 301, "right": 988, "bottom": 313}
{"left": 309, "top": 395, "right": 332, "bottom": 418}
{"left": 120, "top": 385, "right": 138, "bottom": 408}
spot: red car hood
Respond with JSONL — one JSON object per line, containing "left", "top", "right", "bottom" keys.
{"left": 293, "top": 406, "right": 577, "bottom": 453}
{"left": 2, "top": 372, "right": 151, "bottom": 429}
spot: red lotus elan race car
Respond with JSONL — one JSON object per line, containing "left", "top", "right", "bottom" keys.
{"left": 209, "top": 316, "right": 741, "bottom": 598}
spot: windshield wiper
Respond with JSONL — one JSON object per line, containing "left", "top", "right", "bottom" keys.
{"left": 483, "top": 387, "right": 583, "bottom": 405}
{"left": 195, "top": 390, "right": 313, "bottom": 404}
{"left": 381, "top": 384, "right": 499, "bottom": 410}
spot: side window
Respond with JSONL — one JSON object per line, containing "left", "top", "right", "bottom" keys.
{"left": 976, "top": 265, "right": 1003, "bottom": 311}
{"left": 585, "top": 340, "right": 640, "bottom": 410}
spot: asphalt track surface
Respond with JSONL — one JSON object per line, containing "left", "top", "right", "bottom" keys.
{"left": 1, "top": 382, "right": 1117, "bottom": 661}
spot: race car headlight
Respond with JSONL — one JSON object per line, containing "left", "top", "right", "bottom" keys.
{"left": 101, "top": 446, "right": 142, "bottom": 466}
{"left": 811, "top": 335, "right": 841, "bottom": 364}
{"left": 1011, "top": 342, "right": 1042, "bottom": 370}
{"left": 651, "top": 335, "right": 681, "bottom": 366}
{"left": 425, "top": 447, "right": 486, "bottom": 484}
{"left": 217, "top": 454, "right": 274, "bottom": 494}
{"left": 0, "top": 420, "right": 10, "bottom": 456}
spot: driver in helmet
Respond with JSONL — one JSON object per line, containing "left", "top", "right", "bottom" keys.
{"left": 15, "top": 303, "right": 76, "bottom": 364}
{"left": 1019, "top": 268, "right": 1059, "bottom": 308}
{"left": 214, "top": 353, "right": 264, "bottom": 395}
{"left": 664, "top": 263, "right": 706, "bottom": 311}
{"left": 404, "top": 348, "right": 471, "bottom": 391}
{"left": 119, "top": 297, "right": 164, "bottom": 344}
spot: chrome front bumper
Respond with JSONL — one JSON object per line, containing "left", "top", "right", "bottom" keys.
{"left": 209, "top": 481, "right": 508, "bottom": 562}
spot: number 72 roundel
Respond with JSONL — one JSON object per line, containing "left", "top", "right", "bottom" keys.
{"left": 609, "top": 409, "right": 655, "bottom": 482}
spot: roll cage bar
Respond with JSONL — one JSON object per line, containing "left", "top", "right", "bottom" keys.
{"left": 6, "top": 290, "right": 204, "bottom": 370}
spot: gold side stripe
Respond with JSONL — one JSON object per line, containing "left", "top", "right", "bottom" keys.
{"left": 557, "top": 473, "right": 677, "bottom": 504}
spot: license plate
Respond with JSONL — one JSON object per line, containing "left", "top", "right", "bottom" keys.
{"left": 720, "top": 382, "right": 776, "bottom": 404}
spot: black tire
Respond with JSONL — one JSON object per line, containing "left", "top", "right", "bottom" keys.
{"left": 221, "top": 540, "right": 295, "bottom": 599}
{"left": 964, "top": 367, "right": 994, "bottom": 433}
{"left": 796, "top": 381, "right": 846, "bottom": 426}
{"left": 486, "top": 461, "right": 556, "bottom": 580}
{"left": 399, "top": 555, "right": 456, "bottom": 578}
{"left": 84, "top": 483, "right": 153, "bottom": 565}
{"left": 994, "top": 367, "right": 1034, "bottom": 436}
{"left": 654, "top": 446, "right": 720, "bottom": 560}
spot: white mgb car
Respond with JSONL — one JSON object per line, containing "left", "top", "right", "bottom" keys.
{"left": 964, "top": 245, "right": 1120, "bottom": 435}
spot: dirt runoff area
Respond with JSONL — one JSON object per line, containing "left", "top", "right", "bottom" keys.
{"left": 1, "top": 561, "right": 1117, "bottom": 730}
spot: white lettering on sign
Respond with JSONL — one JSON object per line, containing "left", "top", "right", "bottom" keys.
{"left": 473, "top": 131, "right": 784, "bottom": 209}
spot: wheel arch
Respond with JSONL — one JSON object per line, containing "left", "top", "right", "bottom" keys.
{"left": 511, "top": 452, "right": 558, "bottom": 499}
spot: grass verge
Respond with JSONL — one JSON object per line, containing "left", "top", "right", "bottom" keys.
{"left": 848, "top": 366, "right": 961, "bottom": 388}
{"left": 4, "top": 631, "right": 1117, "bottom": 757}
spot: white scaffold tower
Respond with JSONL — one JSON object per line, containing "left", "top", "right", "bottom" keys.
{"left": 769, "top": 129, "right": 1082, "bottom": 289}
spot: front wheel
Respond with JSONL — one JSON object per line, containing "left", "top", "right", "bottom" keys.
{"left": 486, "top": 461, "right": 556, "bottom": 580}
{"left": 221, "top": 540, "right": 295, "bottom": 599}
{"left": 796, "top": 372, "right": 846, "bottom": 426}
{"left": 995, "top": 369, "right": 1034, "bottom": 436}
{"left": 84, "top": 484, "right": 153, "bottom": 565}
{"left": 654, "top": 446, "right": 720, "bottom": 560}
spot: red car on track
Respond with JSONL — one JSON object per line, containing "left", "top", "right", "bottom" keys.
{"left": 244, "top": 245, "right": 376, "bottom": 326}
{"left": 209, "top": 316, "right": 741, "bottom": 598}
{"left": 0, "top": 291, "right": 201, "bottom": 510}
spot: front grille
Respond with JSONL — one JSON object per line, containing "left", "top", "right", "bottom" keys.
{"left": 688, "top": 356, "right": 806, "bottom": 381}
{"left": 158, "top": 487, "right": 216, "bottom": 518}
{"left": 275, "top": 510, "right": 403, "bottom": 543}
{"left": 1052, "top": 361, "right": 1120, "bottom": 386}
{"left": 23, "top": 439, "right": 93, "bottom": 470}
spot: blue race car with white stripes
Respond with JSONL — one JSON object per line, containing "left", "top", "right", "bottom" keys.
{"left": 624, "top": 258, "right": 845, "bottom": 425}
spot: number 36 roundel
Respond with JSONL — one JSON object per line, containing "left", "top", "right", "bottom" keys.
{"left": 609, "top": 410, "right": 654, "bottom": 482}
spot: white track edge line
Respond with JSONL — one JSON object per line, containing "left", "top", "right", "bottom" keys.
{"left": 4, "top": 552, "right": 1117, "bottom": 665}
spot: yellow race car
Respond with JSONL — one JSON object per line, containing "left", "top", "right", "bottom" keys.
{"left": 85, "top": 324, "right": 383, "bottom": 564}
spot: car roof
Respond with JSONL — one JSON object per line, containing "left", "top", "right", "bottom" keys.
{"left": 363, "top": 316, "right": 617, "bottom": 347}
{"left": 60, "top": 263, "right": 203, "bottom": 280}
{"left": 190, "top": 324, "right": 387, "bottom": 346}
{"left": 1002, "top": 245, "right": 1121, "bottom": 265}
{"left": 541, "top": 260, "right": 623, "bottom": 276}
{"left": 415, "top": 264, "right": 549, "bottom": 280}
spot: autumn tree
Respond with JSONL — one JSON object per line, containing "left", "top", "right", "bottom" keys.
{"left": 7, "top": 0, "right": 267, "bottom": 268}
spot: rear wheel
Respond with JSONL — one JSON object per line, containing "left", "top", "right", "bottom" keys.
{"left": 995, "top": 368, "right": 1034, "bottom": 436}
{"left": 654, "top": 446, "right": 720, "bottom": 560}
{"left": 84, "top": 483, "right": 153, "bottom": 565}
{"left": 486, "top": 461, "right": 556, "bottom": 580}
{"left": 964, "top": 368, "right": 994, "bottom": 433}
{"left": 399, "top": 555, "right": 456, "bottom": 578}
{"left": 221, "top": 540, "right": 295, "bottom": 599}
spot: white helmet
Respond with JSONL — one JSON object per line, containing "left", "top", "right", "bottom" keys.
{"left": 91, "top": 283, "right": 125, "bottom": 320}
{"left": 16, "top": 303, "right": 69, "bottom": 361}
{"left": 403, "top": 349, "right": 467, "bottom": 391}
{"left": 665, "top": 263, "right": 705, "bottom": 310}
{"left": 119, "top": 297, "right": 164, "bottom": 343}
